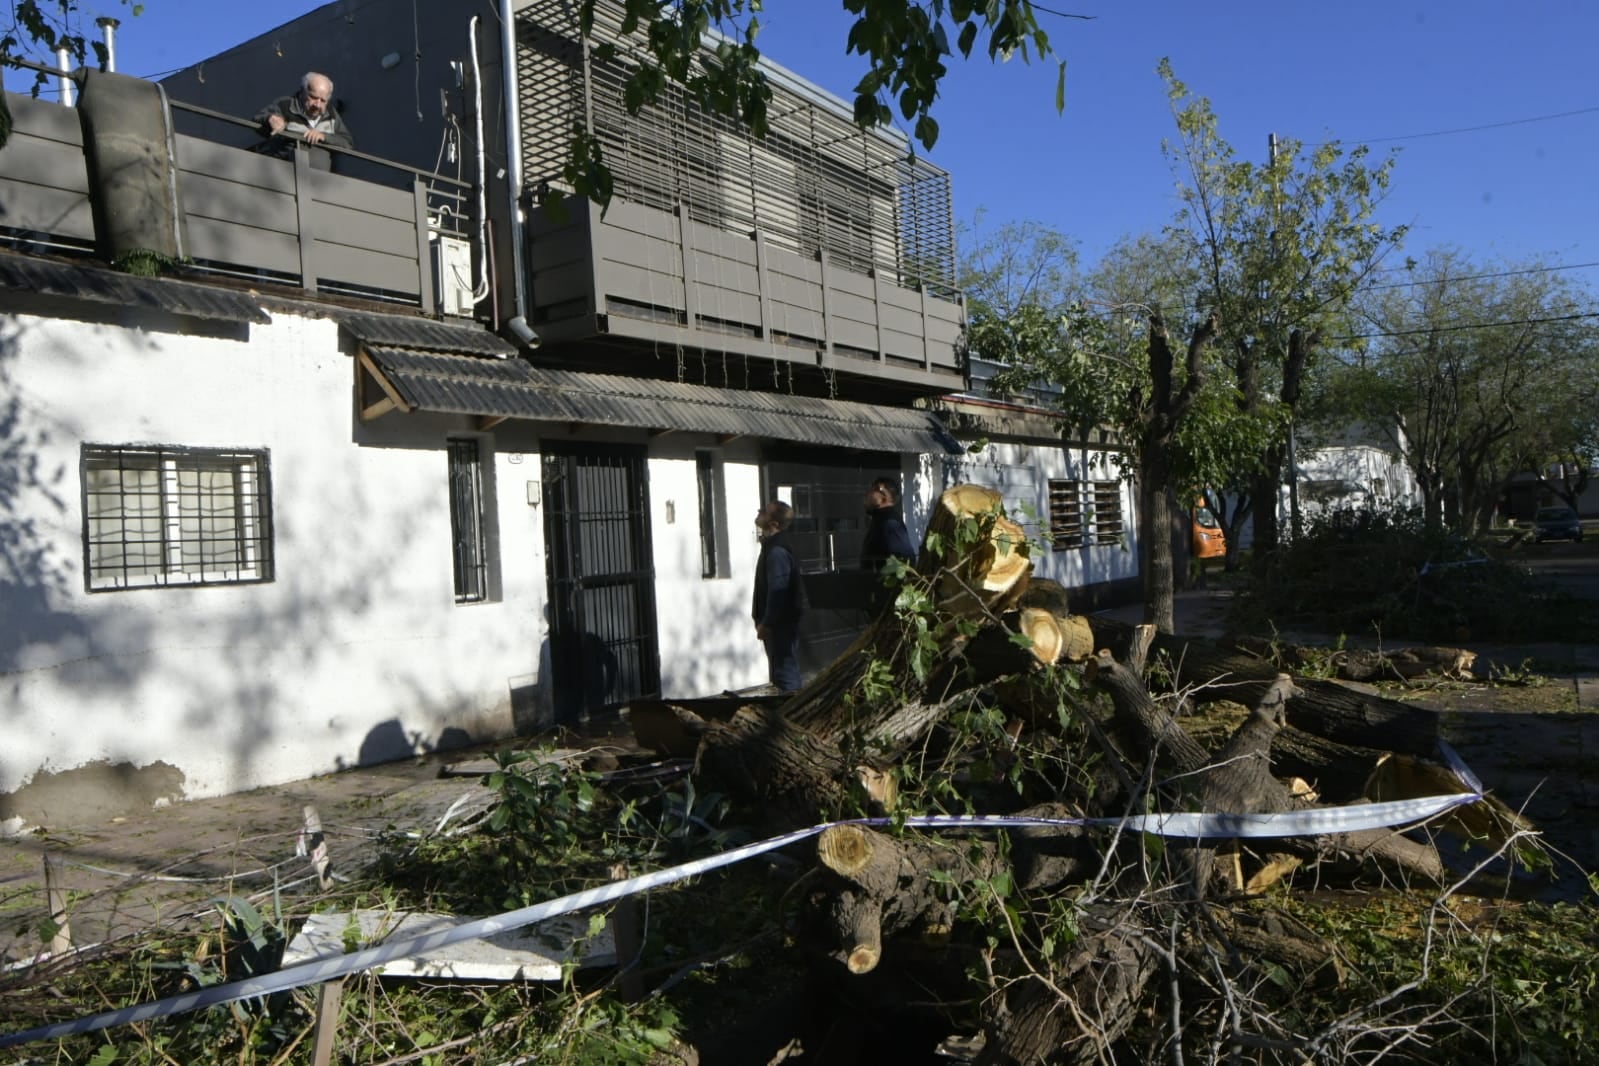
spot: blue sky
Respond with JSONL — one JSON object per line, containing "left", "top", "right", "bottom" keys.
{"left": 12, "top": 0, "right": 1599, "bottom": 279}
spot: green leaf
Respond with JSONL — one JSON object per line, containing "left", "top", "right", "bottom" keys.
{"left": 956, "top": 21, "right": 977, "bottom": 58}
{"left": 1055, "top": 60, "right": 1066, "bottom": 112}
{"left": 914, "top": 113, "right": 939, "bottom": 150}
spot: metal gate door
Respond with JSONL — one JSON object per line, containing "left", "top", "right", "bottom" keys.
{"left": 542, "top": 443, "right": 660, "bottom": 721}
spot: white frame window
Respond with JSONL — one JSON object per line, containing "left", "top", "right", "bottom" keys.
{"left": 82, "top": 445, "right": 273, "bottom": 591}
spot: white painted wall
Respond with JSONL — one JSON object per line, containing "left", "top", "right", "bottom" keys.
{"left": 645, "top": 442, "right": 768, "bottom": 697}
{"left": 0, "top": 309, "right": 549, "bottom": 809}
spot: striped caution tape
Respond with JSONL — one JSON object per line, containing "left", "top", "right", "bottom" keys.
{"left": 0, "top": 743, "right": 1484, "bottom": 1050}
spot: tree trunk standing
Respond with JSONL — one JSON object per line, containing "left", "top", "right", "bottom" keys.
{"left": 1135, "top": 311, "right": 1217, "bottom": 633}
{"left": 1249, "top": 457, "right": 1284, "bottom": 561}
{"left": 1139, "top": 471, "right": 1177, "bottom": 633}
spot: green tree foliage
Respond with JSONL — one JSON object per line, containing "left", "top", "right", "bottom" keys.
{"left": 558, "top": 0, "right": 1074, "bottom": 205}
{"left": 1159, "top": 58, "right": 1406, "bottom": 557}
{"left": 0, "top": 0, "right": 141, "bottom": 145}
{"left": 1329, "top": 248, "right": 1599, "bottom": 533}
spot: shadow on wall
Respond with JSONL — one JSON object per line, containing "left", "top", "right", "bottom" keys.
{"left": 534, "top": 610, "right": 620, "bottom": 730}
{"left": 0, "top": 320, "right": 103, "bottom": 694}
{"left": 340, "top": 719, "right": 476, "bottom": 769}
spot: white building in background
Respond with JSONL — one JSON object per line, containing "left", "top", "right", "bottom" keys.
{"left": 1291, "top": 422, "right": 1422, "bottom": 523}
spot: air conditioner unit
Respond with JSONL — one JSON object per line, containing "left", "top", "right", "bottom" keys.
{"left": 432, "top": 234, "right": 476, "bottom": 317}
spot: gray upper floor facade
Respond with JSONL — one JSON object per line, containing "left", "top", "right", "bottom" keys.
{"left": 13, "top": 0, "right": 961, "bottom": 407}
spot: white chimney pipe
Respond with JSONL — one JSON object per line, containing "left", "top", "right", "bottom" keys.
{"left": 54, "top": 45, "right": 75, "bottom": 105}
{"left": 96, "top": 17, "right": 120, "bottom": 72}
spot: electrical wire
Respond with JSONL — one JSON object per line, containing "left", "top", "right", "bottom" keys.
{"left": 1312, "top": 105, "right": 1599, "bottom": 148}
{"left": 1363, "top": 260, "right": 1599, "bottom": 291}
{"left": 1330, "top": 309, "right": 1599, "bottom": 344}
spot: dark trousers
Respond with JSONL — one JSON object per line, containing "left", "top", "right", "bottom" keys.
{"left": 762, "top": 628, "right": 802, "bottom": 692}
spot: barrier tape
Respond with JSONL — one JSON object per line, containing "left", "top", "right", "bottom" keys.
{"left": 0, "top": 743, "right": 1484, "bottom": 1049}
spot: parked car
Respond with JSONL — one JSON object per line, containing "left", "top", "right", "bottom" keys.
{"left": 1532, "top": 506, "right": 1583, "bottom": 543}
{"left": 1191, "top": 498, "right": 1226, "bottom": 560}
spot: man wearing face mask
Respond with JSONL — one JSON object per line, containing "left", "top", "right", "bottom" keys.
{"left": 860, "top": 476, "right": 915, "bottom": 614}
{"left": 254, "top": 71, "right": 354, "bottom": 172}
{"left": 752, "top": 500, "right": 806, "bottom": 692}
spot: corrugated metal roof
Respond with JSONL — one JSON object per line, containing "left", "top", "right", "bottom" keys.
{"left": 365, "top": 346, "right": 962, "bottom": 454}
{"left": 0, "top": 252, "right": 270, "bottom": 323}
{"left": 338, "top": 311, "right": 518, "bottom": 357}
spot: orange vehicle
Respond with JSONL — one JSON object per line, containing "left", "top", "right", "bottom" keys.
{"left": 1192, "top": 498, "right": 1226, "bottom": 560}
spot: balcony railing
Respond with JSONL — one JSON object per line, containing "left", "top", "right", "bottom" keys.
{"left": 0, "top": 87, "right": 471, "bottom": 315}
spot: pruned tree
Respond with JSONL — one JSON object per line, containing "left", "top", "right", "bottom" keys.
{"left": 1158, "top": 59, "right": 1407, "bottom": 559}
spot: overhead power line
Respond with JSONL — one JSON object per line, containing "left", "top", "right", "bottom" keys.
{"left": 1332, "top": 309, "right": 1599, "bottom": 343}
{"left": 1313, "top": 105, "right": 1599, "bottom": 147}
{"left": 1364, "top": 260, "right": 1599, "bottom": 291}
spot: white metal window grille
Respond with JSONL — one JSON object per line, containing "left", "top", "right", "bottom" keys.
{"left": 1048, "top": 479, "right": 1124, "bottom": 548}
{"left": 1048, "top": 479, "right": 1086, "bottom": 549}
{"left": 448, "top": 438, "right": 489, "bottom": 604}
{"left": 82, "top": 445, "right": 273, "bottom": 591}
{"left": 1089, "top": 480, "right": 1125, "bottom": 543}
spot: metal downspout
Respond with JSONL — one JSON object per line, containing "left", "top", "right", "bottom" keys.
{"left": 497, "top": 0, "right": 536, "bottom": 347}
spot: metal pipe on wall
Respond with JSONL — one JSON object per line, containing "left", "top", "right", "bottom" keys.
{"left": 496, "top": 0, "right": 537, "bottom": 348}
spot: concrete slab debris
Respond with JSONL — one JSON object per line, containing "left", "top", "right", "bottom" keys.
{"left": 282, "top": 909, "right": 616, "bottom": 981}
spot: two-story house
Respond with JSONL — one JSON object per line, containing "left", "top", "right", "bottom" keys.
{"left": 0, "top": 0, "right": 966, "bottom": 827}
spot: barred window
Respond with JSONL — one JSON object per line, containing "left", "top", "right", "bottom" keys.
{"left": 1048, "top": 479, "right": 1124, "bottom": 549}
{"left": 448, "top": 438, "right": 490, "bottom": 603}
{"left": 82, "top": 445, "right": 273, "bottom": 591}
{"left": 696, "top": 450, "right": 730, "bottom": 579}
{"left": 1089, "top": 480, "right": 1125, "bottom": 543}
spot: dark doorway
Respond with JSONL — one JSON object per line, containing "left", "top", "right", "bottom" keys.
{"left": 542, "top": 443, "right": 660, "bottom": 720}
{"left": 763, "top": 448, "right": 903, "bottom": 673}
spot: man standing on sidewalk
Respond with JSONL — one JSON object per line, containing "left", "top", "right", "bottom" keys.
{"left": 752, "top": 500, "right": 806, "bottom": 692}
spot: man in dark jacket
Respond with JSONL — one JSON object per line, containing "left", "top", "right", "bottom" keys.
{"left": 860, "top": 476, "right": 915, "bottom": 613}
{"left": 254, "top": 71, "right": 354, "bottom": 172}
{"left": 752, "top": 500, "right": 805, "bottom": 692}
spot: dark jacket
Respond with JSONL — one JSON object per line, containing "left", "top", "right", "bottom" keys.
{"left": 860, "top": 506, "right": 915, "bottom": 575}
{"left": 752, "top": 531, "right": 806, "bottom": 631}
{"left": 253, "top": 94, "right": 355, "bottom": 172}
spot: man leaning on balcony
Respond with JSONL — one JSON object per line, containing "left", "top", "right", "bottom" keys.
{"left": 253, "top": 71, "right": 354, "bottom": 172}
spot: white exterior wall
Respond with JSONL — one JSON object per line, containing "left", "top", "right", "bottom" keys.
{"left": 918, "top": 439, "right": 1139, "bottom": 589}
{"left": 0, "top": 309, "right": 551, "bottom": 814}
{"left": 645, "top": 443, "right": 768, "bottom": 697}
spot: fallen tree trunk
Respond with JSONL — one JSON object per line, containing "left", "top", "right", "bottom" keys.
{"left": 1085, "top": 616, "right": 1455, "bottom": 757}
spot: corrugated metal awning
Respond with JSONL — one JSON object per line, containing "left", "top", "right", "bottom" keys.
{"left": 359, "top": 346, "right": 962, "bottom": 454}
{"left": 0, "top": 252, "right": 269, "bottom": 323}
{"left": 338, "top": 311, "right": 518, "bottom": 358}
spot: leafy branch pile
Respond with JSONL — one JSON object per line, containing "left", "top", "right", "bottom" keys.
{"left": 1233, "top": 506, "right": 1598, "bottom": 643}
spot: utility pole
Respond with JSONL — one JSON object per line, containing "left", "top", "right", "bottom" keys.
{"left": 1269, "top": 131, "right": 1302, "bottom": 540}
